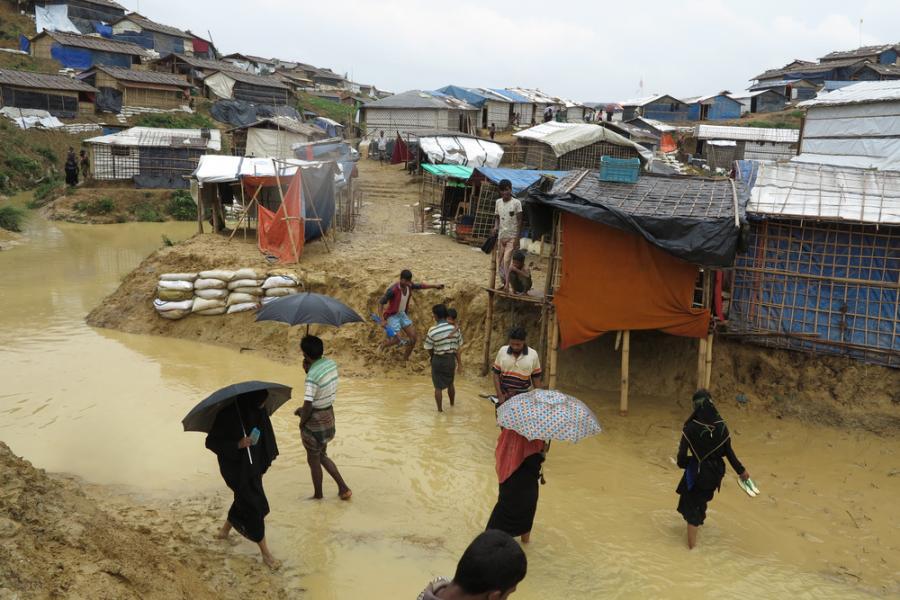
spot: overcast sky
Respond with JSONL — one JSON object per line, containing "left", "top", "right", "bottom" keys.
{"left": 132, "top": 0, "right": 900, "bottom": 101}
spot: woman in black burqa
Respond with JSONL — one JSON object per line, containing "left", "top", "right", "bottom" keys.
{"left": 676, "top": 389, "right": 751, "bottom": 549}
{"left": 205, "top": 390, "right": 280, "bottom": 568}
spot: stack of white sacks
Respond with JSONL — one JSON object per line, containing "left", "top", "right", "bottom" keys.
{"left": 154, "top": 268, "right": 302, "bottom": 320}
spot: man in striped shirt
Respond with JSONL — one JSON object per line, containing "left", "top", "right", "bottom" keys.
{"left": 424, "top": 304, "right": 463, "bottom": 412}
{"left": 295, "top": 335, "right": 351, "bottom": 500}
{"left": 492, "top": 327, "right": 542, "bottom": 405}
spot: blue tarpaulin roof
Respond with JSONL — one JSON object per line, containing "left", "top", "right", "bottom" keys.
{"left": 436, "top": 85, "right": 489, "bottom": 107}
{"left": 492, "top": 88, "right": 530, "bottom": 103}
{"left": 474, "top": 167, "right": 568, "bottom": 195}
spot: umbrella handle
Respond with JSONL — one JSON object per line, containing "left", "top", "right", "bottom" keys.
{"left": 237, "top": 406, "right": 253, "bottom": 465}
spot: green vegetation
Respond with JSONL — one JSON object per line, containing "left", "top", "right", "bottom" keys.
{"left": 161, "top": 234, "right": 175, "bottom": 247}
{"left": 133, "top": 201, "right": 164, "bottom": 222}
{"left": 0, "top": 205, "right": 25, "bottom": 232}
{"left": 295, "top": 91, "right": 356, "bottom": 127}
{"left": 744, "top": 121, "right": 801, "bottom": 129}
{"left": 135, "top": 113, "right": 215, "bottom": 129}
{"left": 166, "top": 190, "right": 195, "bottom": 221}
{"left": 35, "top": 147, "right": 58, "bottom": 165}
{"left": 28, "top": 177, "right": 64, "bottom": 208}
{"left": 4, "top": 154, "right": 41, "bottom": 178}
{"left": 74, "top": 197, "right": 115, "bottom": 215}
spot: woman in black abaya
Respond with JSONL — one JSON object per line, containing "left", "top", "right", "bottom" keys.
{"left": 205, "top": 390, "right": 280, "bottom": 568}
{"left": 675, "top": 389, "right": 751, "bottom": 549}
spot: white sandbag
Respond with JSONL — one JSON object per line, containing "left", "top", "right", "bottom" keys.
{"left": 232, "top": 268, "right": 261, "bottom": 281}
{"left": 232, "top": 286, "right": 264, "bottom": 296}
{"left": 156, "top": 288, "right": 193, "bottom": 302}
{"left": 194, "top": 288, "right": 228, "bottom": 300}
{"left": 227, "top": 292, "right": 257, "bottom": 306}
{"left": 194, "top": 278, "right": 227, "bottom": 290}
{"left": 157, "top": 308, "right": 191, "bottom": 320}
{"left": 196, "top": 307, "right": 227, "bottom": 316}
{"left": 227, "top": 302, "right": 259, "bottom": 314}
{"left": 262, "top": 274, "right": 300, "bottom": 289}
{"left": 260, "top": 296, "right": 278, "bottom": 305}
{"left": 192, "top": 297, "right": 227, "bottom": 313}
{"left": 157, "top": 280, "right": 194, "bottom": 291}
{"left": 198, "top": 269, "right": 235, "bottom": 281}
{"left": 159, "top": 273, "right": 198, "bottom": 282}
{"left": 265, "top": 286, "right": 300, "bottom": 297}
{"left": 227, "top": 278, "right": 264, "bottom": 290}
{"left": 154, "top": 298, "right": 194, "bottom": 312}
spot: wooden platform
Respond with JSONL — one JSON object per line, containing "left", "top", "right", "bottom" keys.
{"left": 482, "top": 286, "right": 549, "bottom": 305}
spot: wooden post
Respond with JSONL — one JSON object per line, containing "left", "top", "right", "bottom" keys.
{"left": 211, "top": 186, "right": 220, "bottom": 232}
{"left": 704, "top": 332, "right": 714, "bottom": 389}
{"left": 697, "top": 336, "right": 707, "bottom": 390}
{"left": 481, "top": 243, "right": 499, "bottom": 376}
{"left": 547, "top": 310, "right": 559, "bottom": 389}
{"left": 620, "top": 330, "right": 630, "bottom": 416}
{"left": 196, "top": 185, "right": 204, "bottom": 234}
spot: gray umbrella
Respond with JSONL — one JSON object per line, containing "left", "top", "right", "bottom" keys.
{"left": 181, "top": 381, "right": 292, "bottom": 433}
{"left": 255, "top": 292, "right": 363, "bottom": 330}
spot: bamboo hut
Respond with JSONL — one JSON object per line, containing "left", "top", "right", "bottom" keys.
{"left": 0, "top": 68, "right": 96, "bottom": 118}
{"left": 77, "top": 65, "right": 190, "bottom": 113}
{"left": 513, "top": 121, "right": 653, "bottom": 171}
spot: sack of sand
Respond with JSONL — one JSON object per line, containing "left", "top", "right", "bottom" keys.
{"left": 159, "top": 273, "right": 198, "bottom": 282}
{"left": 155, "top": 276, "right": 195, "bottom": 320}
{"left": 262, "top": 274, "right": 301, "bottom": 289}
{"left": 226, "top": 302, "right": 260, "bottom": 315}
{"left": 198, "top": 269, "right": 236, "bottom": 281}
{"left": 192, "top": 296, "right": 227, "bottom": 316}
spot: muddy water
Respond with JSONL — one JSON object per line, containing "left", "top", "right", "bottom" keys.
{"left": 1, "top": 211, "right": 898, "bottom": 599}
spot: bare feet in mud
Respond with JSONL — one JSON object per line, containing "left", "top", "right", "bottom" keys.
{"left": 262, "top": 553, "right": 282, "bottom": 570}
{"left": 216, "top": 522, "right": 232, "bottom": 539}
{"left": 306, "top": 494, "right": 324, "bottom": 501}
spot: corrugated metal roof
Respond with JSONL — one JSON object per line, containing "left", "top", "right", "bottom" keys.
{"left": 748, "top": 161, "right": 900, "bottom": 224}
{"left": 506, "top": 87, "right": 558, "bottom": 105}
{"left": 696, "top": 125, "right": 799, "bottom": 143}
{"left": 494, "top": 88, "right": 531, "bottom": 103}
{"left": 115, "top": 13, "right": 191, "bottom": 39}
{"left": 619, "top": 94, "right": 666, "bottom": 107}
{"left": 627, "top": 117, "right": 677, "bottom": 133}
{"left": 363, "top": 90, "right": 477, "bottom": 110}
{"left": 81, "top": 0, "right": 126, "bottom": 9}
{"left": 753, "top": 57, "right": 871, "bottom": 81}
{"left": 83, "top": 65, "right": 189, "bottom": 87}
{"left": 86, "top": 126, "right": 221, "bottom": 150}
{"left": 600, "top": 121, "right": 659, "bottom": 141}
{"left": 37, "top": 31, "right": 146, "bottom": 55}
{"left": 229, "top": 117, "right": 324, "bottom": 137}
{"left": 799, "top": 80, "right": 900, "bottom": 107}
{"left": 0, "top": 68, "right": 96, "bottom": 92}
{"left": 819, "top": 43, "right": 900, "bottom": 62}
{"left": 211, "top": 70, "right": 291, "bottom": 90}
{"left": 160, "top": 53, "right": 244, "bottom": 73}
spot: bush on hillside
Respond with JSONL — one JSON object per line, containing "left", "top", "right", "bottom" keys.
{"left": 166, "top": 190, "right": 195, "bottom": 221}
{"left": 0, "top": 205, "right": 25, "bottom": 232}
{"left": 136, "top": 113, "right": 214, "bottom": 129}
{"left": 74, "top": 197, "right": 115, "bottom": 215}
{"left": 4, "top": 154, "right": 41, "bottom": 179}
{"left": 28, "top": 177, "right": 64, "bottom": 208}
{"left": 35, "top": 147, "right": 57, "bottom": 165}
{"left": 133, "top": 201, "right": 163, "bottom": 222}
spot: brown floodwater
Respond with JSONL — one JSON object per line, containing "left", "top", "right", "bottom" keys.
{"left": 0, "top": 210, "right": 897, "bottom": 599}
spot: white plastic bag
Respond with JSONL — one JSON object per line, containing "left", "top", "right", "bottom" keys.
{"left": 154, "top": 298, "right": 193, "bottom": 312}
{"left": 227, "top": 302, "right": 259, "bottom": 314}
{"left": 157, "top": 280, "right": 194, "bottom": 291}
{"left": 265, "top": 286, "right": 300, "bottom": 297}
{"left": 232, "top": 268, "right": 261, "bottom": 281}
{"left": 262, "top": 274, "right": 300, "bottom": 289}
{"left": 159, "top": 273, "right": 198, "bottom": 282}
{"left": 227, "top": 292, "right": 257, "bottom": 306}
{"left": 192, "top": 297, "right": 227, "bottom": 313}
{"left": 232, "top": 286, "right": 264, "bottom": 296}
{"left": 198, "top": 269, "right": 235, "bottom": 281}
{"left": 228, "top": 278, "right": 264, "bottom": 290}
{"left": 194, "top": 278, "right": 227, "bottom": 290}
{"left": 194, "top": 288, "right": 228, "bottom": 300}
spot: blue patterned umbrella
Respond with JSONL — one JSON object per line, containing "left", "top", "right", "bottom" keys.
{"left": 496, "top": 389, "right": 601, "bottom": 443}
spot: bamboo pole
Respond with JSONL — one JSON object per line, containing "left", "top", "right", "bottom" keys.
{"left": 547, "top": 309, "right": 559, "bottom": 390}
{"left": 697, "top": 337, "right": 707, "bottom": 390}
{"left": 481, "top": 243, "right": 498, "bottom": 376}
{"left": 704, "top": 332, "right": 714, "bottom": 389}
{"left": 228, "top": 184, "right": 262, "bottom": 242}
{"left": 196, "top": 185, "right": 204, "bottom": 234}
{"left": 620, "top": 330, "right": 630, "bottom": 416}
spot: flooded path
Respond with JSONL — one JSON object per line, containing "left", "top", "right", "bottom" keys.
{"left": 0, "top": 210, "right": 897, "bottom": 599}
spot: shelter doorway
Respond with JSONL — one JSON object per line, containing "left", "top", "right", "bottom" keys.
{"left": 700, "top": 104, "right": 710, "bottom": 120}
{"left": 482, "top": 107, "right": 488, "bottom": 129}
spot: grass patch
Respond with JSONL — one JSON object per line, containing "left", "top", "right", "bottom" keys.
{"left": 4, "top": 154, "right": 41, "bottom": 178}
{"left": 166, "top": 190, "right": 195, "bottom": 221}
{"left": 35, "top": 147, "right": 58, "bottom": 165}
{"left": 135, "top": 113, "right": 214, "bottom": 129}
{"left": 28, "top": 177, "right": 64, "bottom": 208}
{"left": 295, "top": 91, "right": 356, "bottom": 127}
{"left": 161, "top": 234, "right": 175, "bottom": 247}
{"left": 133, "top": 201, "right": 164, "bottom": 222}
{"left": 74, "top": 197, "right": 115, "bottom": 215}
{"left": 0, "top": 205, "right": 25, "bottom": 232}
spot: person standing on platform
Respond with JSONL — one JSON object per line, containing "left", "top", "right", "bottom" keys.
{"left": 493, "top": 180, "right": 522, "bottom": 291}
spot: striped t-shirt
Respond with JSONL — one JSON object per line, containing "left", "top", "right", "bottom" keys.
{"left": 492, "top": 345, "right": 541, "bottom": 395}
{"left": 304, "top": 357, "right": 339, "bottom": 409}
{"left": 423, "top": 321, "right": 463, "bottom": 355}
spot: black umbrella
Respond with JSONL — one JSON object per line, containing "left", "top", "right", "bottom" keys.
{"left": 255, "top": 292, "right": 363, "bottom": 332}
{"left": 182, "top": 381, "right": 292, "bottom": 433}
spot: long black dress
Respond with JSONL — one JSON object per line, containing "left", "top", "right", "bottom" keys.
{"left": 486, "top": 453, "right": 545, "bottom": 537}
{"left": 205, "top": 396, "right": 278, "bottom": 543}
{"left": 675, "top": 409, "right": 744, "bottom": 527}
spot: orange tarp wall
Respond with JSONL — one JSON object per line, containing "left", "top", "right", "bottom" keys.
{"left": 553, "top": 213, "right": 710, "bottom": 349}
{"left": 246, "top": 174, "right": 304, "bottom": 263}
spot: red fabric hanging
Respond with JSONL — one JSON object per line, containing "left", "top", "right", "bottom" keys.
{"left": 252, "top": 174, "right": 304, "bottom": 263}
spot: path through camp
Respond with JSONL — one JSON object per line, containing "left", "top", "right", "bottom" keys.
{"left": 0, "top": 206, "right": 897, "bottom": 598}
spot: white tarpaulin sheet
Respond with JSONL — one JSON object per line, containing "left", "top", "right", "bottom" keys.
{"left": 514, "top": 121, "right": 653, "bottom": 162}
{"left": 0, "top": 107, "right": 64, "bottom": 129}
{"left": 191, "top": 155, "right": 337, "bottom": 185}
{"left": 204, "top": 72, "right": 235, "bottom": 100}
{"left": 696, "top": 124, "right": 799, "bottom": 143}
{"left": 246, "top": 128, "right": 311, "bottom": 160}
{"left": 86, "top": 127, "right": 221, "bottom": 150}
{"left": 749, "top": 161, "right": 900, "bottom": 224}
{"left": 798, "top": 81, "right": 900, "bottom": 108}
{"left": 35, "top": 5, "right": 80, "bottom": 34}
{"left": 418, "top": 135, "right": 504, "bottom": 167}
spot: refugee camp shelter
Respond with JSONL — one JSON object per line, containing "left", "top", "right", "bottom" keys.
{"left": 481, "top": 170, "right": 748, "bottom": 412}
{"left": 77, "top": 66, "right": 189, "bottom": 113}
{"left": 221, "top": 53, "right": 277, "bottom": 75}
{"left": 730, "top": 161, "right": 899, "bottom": 367}
{"left": 492, "top": 88, "right": 533, "bottom": 125}
{"left": 152, "top": 53, "right": 243, "bottom": 88}
{"left": 276, "top": 71, "right": 314, "bottom": 93}
{"left": 360, "top": 90, "right": 478, "bottom": 136}
{"left": 0, "top": 68, "right": 96, "bottom": 118}
{"left": 186, "top": 31, "right": 217, "bottom": 60}
{"left": 29, "top": 30, "right": 145, "bottom": 70}
{"left": 794, "top": 80, "right": 900, "bottom": 171}
{"left": 748, "top": 77, "right": 820, "bottom": 101}
{"left": 311, "top": 68, "right": 346, "bottom": 90}
{"left": 694, "top": 124, "right": 800, "bottom": 169}
{"left": 437, "top": 85, "right": 514, "bottom": 130}
{"left": 413, "top": 132, "right": 503, "bottom": 168}
{"left": 85, "top": 126, "right": 220, "bottom": 188}
{"left": 507, "top": 88, "right": 559, "bottom": 123}
{"left": 513, "top": 121, "right": 653, "bottom": 171}
{"left": 627, "top": 117, "right": 680, "bottom": 152}
{"left": 681, "top": 94, "right": 743, "bottom": 121}
{"left": 312, "top": 116, "right": 344, "bottom": 138}
{"left": 33, "top": 0, "right": 126, "bottom": 35}
{"left": 229, "top": 117, "right": 326, "bottom": 159}
{"left": 110, "top": 13, "right": 193, "bottom": 56}
{"left": 599, "top": 121, "right": 660, "bottom": 151}
{"left": 728, "top": 89, "right": 786, "bottom": 114}
{"left": 204, "top": 70, "right": 291, "bottom": 105}
{"left": 819, "top": 43, "right": 900, "bottom": 66}
{"left": 620, "top": 94, "right": 690, "bottom": 122}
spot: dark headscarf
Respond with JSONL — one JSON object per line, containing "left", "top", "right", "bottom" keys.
{"left": 682, "top": 390, "right": 730, "bottom": 463}
{"left": 206, "top": 390, "right": 279, "bottom": 474}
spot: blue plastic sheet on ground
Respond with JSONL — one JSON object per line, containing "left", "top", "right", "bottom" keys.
{"left": 475, "top": 167, "right": 569, "bottom": 195}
